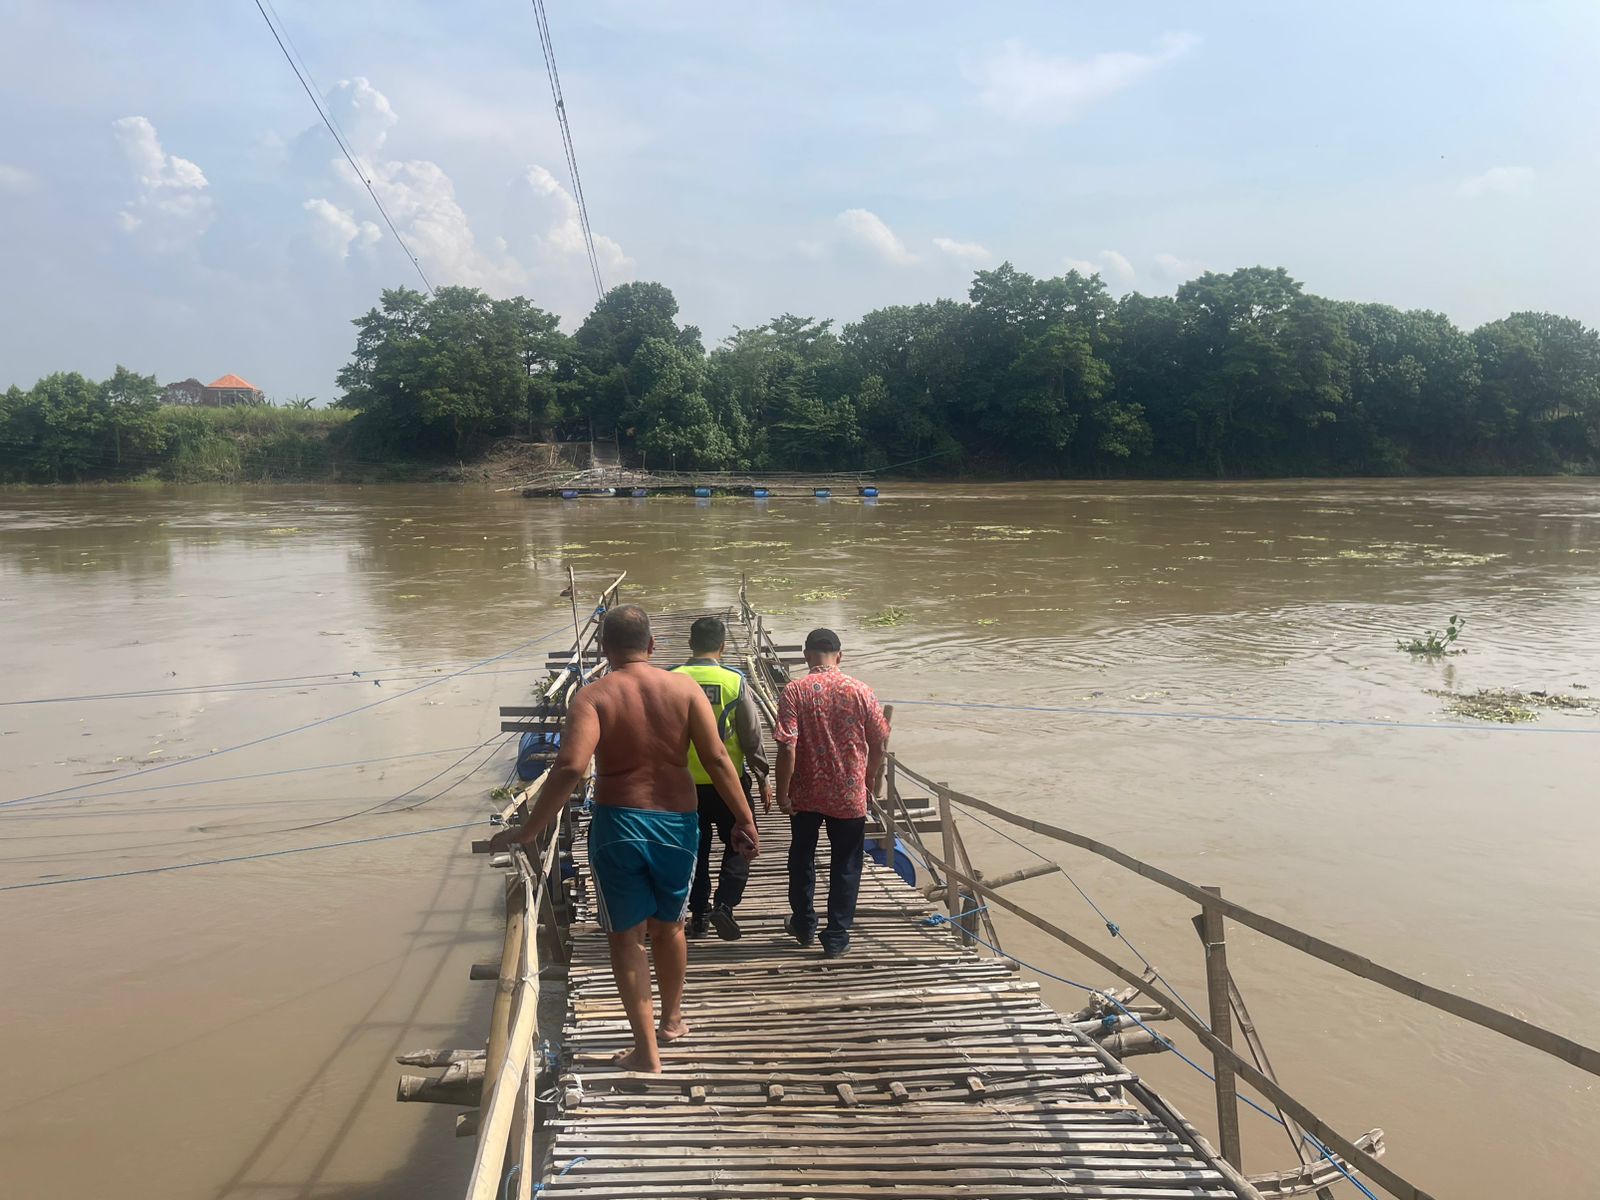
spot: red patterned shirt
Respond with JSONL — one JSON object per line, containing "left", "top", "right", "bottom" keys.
{"left": 774, "top": 666, "right": 891, "bottom": 819}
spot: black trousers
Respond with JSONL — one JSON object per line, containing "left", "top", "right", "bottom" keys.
{"left": 787, "top": 811, "right": 866, "bottom": 953}
{"left": 689, "top": 777, "right": 752, "bottom": 915}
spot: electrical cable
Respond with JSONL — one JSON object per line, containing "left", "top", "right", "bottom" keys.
{"left": 250, "top": 0, "right": 436, "bottom": 295}
{"left": 528, "top": 0, "right": 604, "bottom": 298}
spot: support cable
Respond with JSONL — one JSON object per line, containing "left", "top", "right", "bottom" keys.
{"left": 250, "top": 0, "right": 436, "bottom": 295}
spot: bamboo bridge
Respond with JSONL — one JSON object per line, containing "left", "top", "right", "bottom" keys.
{"left": 397, "top": 572, "right": 1600, "bottom": 1200}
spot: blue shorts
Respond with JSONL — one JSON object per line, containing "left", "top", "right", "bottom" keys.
{"left": 588, "top": 804, "right": 699, "bottom": 933}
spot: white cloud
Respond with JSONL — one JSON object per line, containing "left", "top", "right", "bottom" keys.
{"left": 0, "top": 164, "right": 37, "bottom": 193}
{"left": 835, "top": 208, "right": 918, "bottom": 266}
{"left": 112, "top": 116, "right": 213, "bottom": 250}
{"left": 1065, "top": 249, "right": 1135, "bottom": 290}
{"left": 967, "top": 33, "right": 1198, "bottom": 123}
{"left": 1457, "top": 165, "right": 1534, "bottom": 198}
{"left": 303, "top": 197, "right": 382, "bottom": 262}
{"left": 323, "top": 76, "right": 398, "bottom": 158}
{"left": 1152, "top": 251, "right": 1205, "bottom": 285}
{"left": 932, "top": 236, "right": 994, "bottom": 266}
{"left": 294, "top": 79, "right": 629, "bottom": 298}
{"left": 515, "top": 164, "right": 629, "bottom": 276}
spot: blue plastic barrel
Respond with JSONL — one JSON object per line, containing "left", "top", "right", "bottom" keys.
{"left": 560, "top": 489, "right": 578, "bottom": 500}
{"left": 859, "top": 486, "right": 879, "bottom": 498}
{"left": 814, "top": 488, "right": 831, "bottom": 499}
{"left": 694, "top": 486, "right": 712, "bottom": 498}
{"left": 865, "top": 836, "right": 917, "bottom": 888}
{"left": 753, "top": 487, "right": 770, "bottom": 499}
{"left": 631, "top": 487, "right": 648, "bottom": 498}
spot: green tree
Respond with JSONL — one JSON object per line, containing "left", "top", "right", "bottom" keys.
{"left": 631, "top": 338, "right": 736, "bottom": 469}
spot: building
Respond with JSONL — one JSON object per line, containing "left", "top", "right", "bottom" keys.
{"left": 200, "top": 374, "right": 264, "bottom": 406}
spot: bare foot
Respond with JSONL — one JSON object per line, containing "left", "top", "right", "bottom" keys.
{"left": 610, "top": 1046, "right": 662, "bottom": 1074}
{"left": 657, "top": 1016, "right": 690, "bottom": 1044}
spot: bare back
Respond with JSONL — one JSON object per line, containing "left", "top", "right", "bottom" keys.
{"left": 578, "top": 663, "right": 705, "bottom": 813}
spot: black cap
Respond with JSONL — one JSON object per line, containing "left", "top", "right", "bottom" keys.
{"left": 804, "top": 627, "right": 842, "bottom": 654}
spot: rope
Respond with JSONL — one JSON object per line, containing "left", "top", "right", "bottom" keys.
{"left": 0, "top": 820, "right": 481, "bottom": 893}
{"left": 2, "top": 621, "right": 572, "bottom": 810}
{"left": 944, "top": 801, "right": 1211, "bottom": 1028}
{"left": 882, "top": 696, "right": 1600, "bottom": 735}
{"left": 532, "top": 1156, "right": 589, "bottom": 1194}
{"left": 922, "top": 903, "right": 988, "bottom": 926}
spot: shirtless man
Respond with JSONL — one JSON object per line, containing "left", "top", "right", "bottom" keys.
{"left": 489, "top": 605, "right": 759, "bottom": 1073}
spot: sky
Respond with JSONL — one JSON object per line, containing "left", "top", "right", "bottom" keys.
{"left": 2, "top": 0, "right": 1598, "bottom": 402}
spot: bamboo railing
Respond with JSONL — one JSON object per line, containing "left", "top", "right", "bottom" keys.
{"left": 733, "top": 583, "right": 1599, "bottom": 1200}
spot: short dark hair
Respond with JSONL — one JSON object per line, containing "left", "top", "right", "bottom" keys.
{"left": 689, "top": 616, "right": 727, "bottom": 655}
{"left": 804, "top": 627, "right": 842, "bottom": 654}
{"left": 601, "top": 604, "right": 652, "bottom": 654}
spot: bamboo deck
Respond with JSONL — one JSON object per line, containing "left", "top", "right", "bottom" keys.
{"left": 535, "top": 610, "right": 1251, "bottom": 1199}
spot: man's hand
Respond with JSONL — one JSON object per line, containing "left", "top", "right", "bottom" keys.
{"left": 487, "top": 826, "right": 521, "bottom": 854}
{"left": 776, "top": 793, "right": 792, "bottom": 816}
{"left": 758, "top": 779, "right": 773, "bottom": 814}
{"left": 732, "top": 818, "right": 761, "bottom": 860}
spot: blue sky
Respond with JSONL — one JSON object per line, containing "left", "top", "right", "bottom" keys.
{"left": 2, "top": 0, "right": 1597, "bottom": 401}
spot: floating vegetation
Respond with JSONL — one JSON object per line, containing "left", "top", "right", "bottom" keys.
{"left": 753, "top": 575, "right": 793, "bottom": 587}
{"left": 866, "top": 605, "right": 910, "bottom": 627}
{"left": 591, "top": 539, "right": 637, "bottom": 546}
{"left": 264, "top": 526, "right": 305, "bottom": 536}
{"left": 725, "top": 539, "right": 791, "bottom": 549}
{"left": 796, "top": 588, "right": 852, "bottom": 602}
{"left": 397, "top": 594, "right": 420, "bottom": 600}
{"left": 1287, "top": 535, "right": 1329, "bottom": 542}
{"left": 976, "top": 618, "right": 999, "bottom": 626}
{"left": 1427, "top": 687, "right": 1594, "bottom": 724}
{"left": 968, "top": 525, "right": 1053, "bottom": 541}
{"left": 1398, "top": 614, "right": 1465, "bottom": 657}
{"left": 489, "top": 786, "right": 514, "bottom": 802}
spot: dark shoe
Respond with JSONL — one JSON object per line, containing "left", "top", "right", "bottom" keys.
{"left": 784, "top": 915, "right": 815, "bottom": 948}
{"left": 687, "top": 912, "right": 709, "bottom": 939}
{"left": 709, "top": 903, "right": 742, "bottom": 941}
{"left": 821, "top": 939, "right": 849, "bottom": 959}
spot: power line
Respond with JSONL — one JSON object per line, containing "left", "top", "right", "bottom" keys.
{"left": 250, "top": 0, "right": 436, "bottom": 296}
{"left": 529, "top": 0, "right": 605, "bottom": 299}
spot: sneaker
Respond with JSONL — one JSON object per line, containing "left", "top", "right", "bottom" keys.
{"left": 687, "top": 912, "right": 709, "bottom": 939}
{"left": 784, "top": 915, "right": 815, "bottom": 948}
{"left": 821, "top": 939, "right": 849, "bottom": 959}
{"left": 709, "top": 903, "right": 742, "bottom": 941}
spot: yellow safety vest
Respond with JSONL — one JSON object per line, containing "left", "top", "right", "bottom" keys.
{"left": 673, "top": 661, "right": 746, "bottom": 784}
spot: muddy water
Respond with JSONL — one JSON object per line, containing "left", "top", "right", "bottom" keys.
{"left": 1, "top": 480, "right": 1597, "bottom": 1199}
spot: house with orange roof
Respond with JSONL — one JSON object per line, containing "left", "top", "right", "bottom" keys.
{"left": 200, "top": 374, "right": 265, "bottom": 406}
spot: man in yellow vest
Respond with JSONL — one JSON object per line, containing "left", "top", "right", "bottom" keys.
{"left": 674, "top": 615, "right": 772, "bottom": 940}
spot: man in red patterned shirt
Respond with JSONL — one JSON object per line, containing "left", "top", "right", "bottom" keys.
{"left": 774, "top": 628, "right": 891, "bottom": 958}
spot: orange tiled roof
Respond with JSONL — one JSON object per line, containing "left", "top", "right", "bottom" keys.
{"left": 206, "top": 374, "right": 259, "bottom": 390}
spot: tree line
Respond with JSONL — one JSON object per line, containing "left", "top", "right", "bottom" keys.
{"left": 5, "top": 262, "right": 1598, "bottom": 482}
{"left": 333, "top": 265, "right": 1600, "bottom": 476}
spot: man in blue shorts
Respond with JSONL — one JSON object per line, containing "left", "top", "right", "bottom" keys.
{"left": 490, "top": 605, "right": 759, "bottom": 1072}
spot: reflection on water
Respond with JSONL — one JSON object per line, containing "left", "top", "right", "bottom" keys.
{"left": 1, "top": 479, "right": 1597, "bottom": 1198}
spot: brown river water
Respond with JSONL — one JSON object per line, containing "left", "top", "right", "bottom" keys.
{"left": 1, "top": 480, "right": 1597, "bottom": 1199}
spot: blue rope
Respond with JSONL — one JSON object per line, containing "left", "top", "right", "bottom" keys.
{"left": 533, "top": 1156, "right": 589, "bottom": 1193}
{"left": 0, "top": 820, "right": 480, "bottom": 892}
{"left": 923, "top": 903, "right": 988, "bottom": 926}
{"left": 882, "top": 696, "right": 1600, "bottom": 735}
{"left": 2, "top": 622, "right": 572, "bottom": 810}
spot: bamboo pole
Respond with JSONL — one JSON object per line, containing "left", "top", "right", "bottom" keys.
{"left": 482, "top": 879, "right": 527, "bottom": 1116}
{"left": 1199, "top": 886, "right": 1243, "bottom": 1171}
{"left": 893, "top": 759, "right": 1600, "bottom": 1081}
{"left": 937, "top": 785, "right": 959, "bottom": 934}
